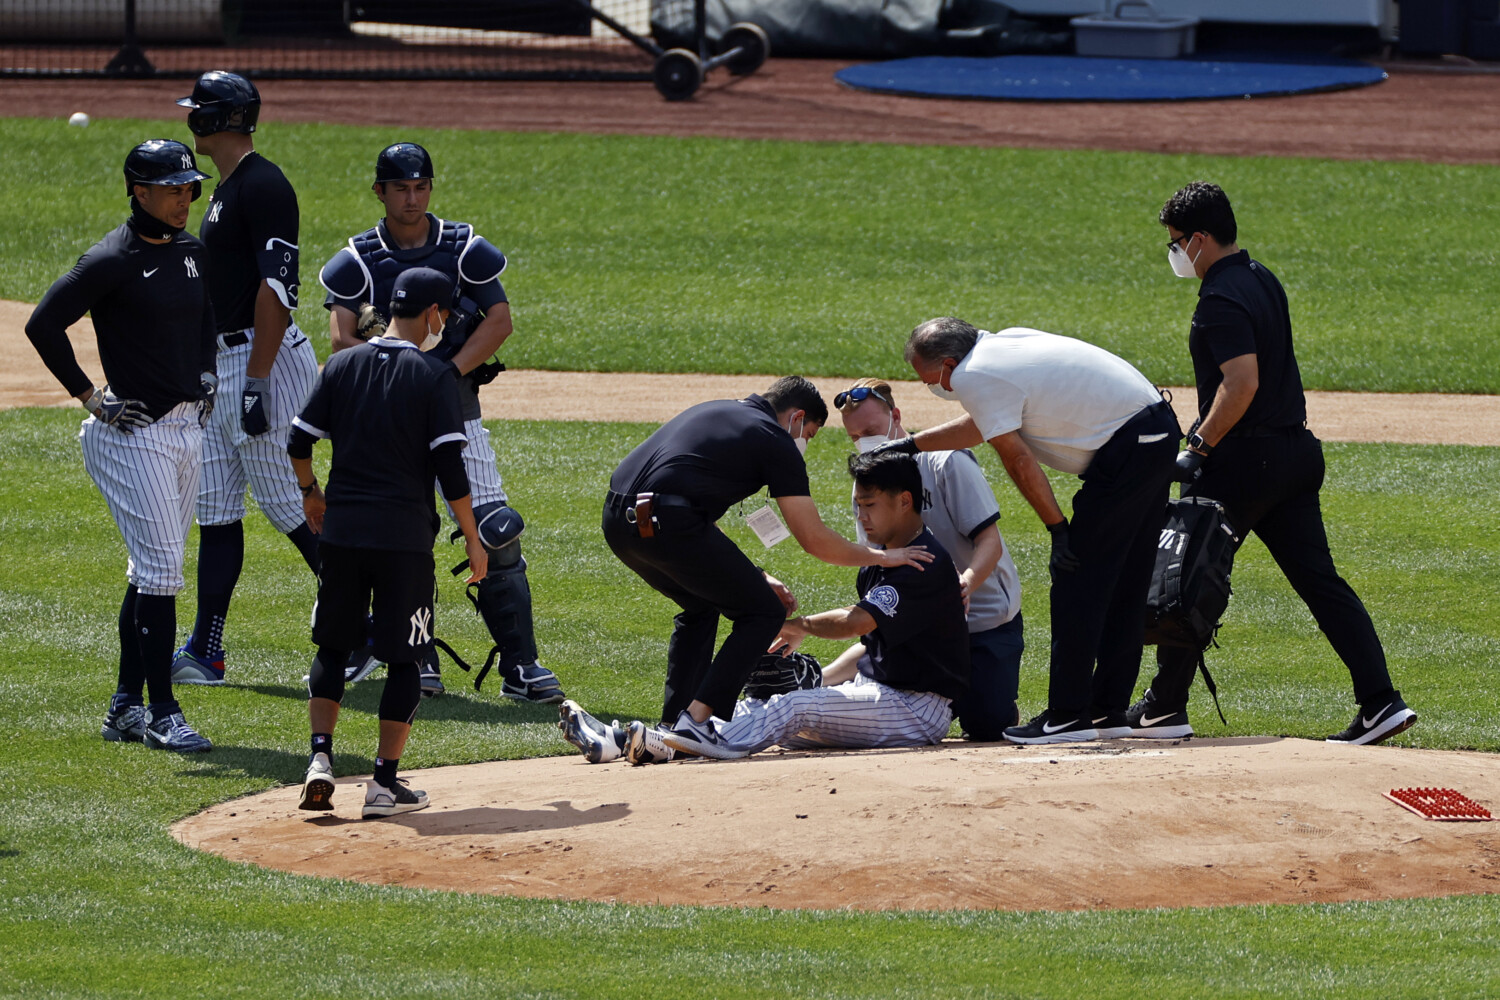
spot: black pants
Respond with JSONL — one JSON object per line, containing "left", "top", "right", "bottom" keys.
{"left": 602, "top": 498, "right": 787, "bottom": 723}
{"left": 1146, "top": 427, "right": 1394, "bottom": 710}
{"left": 1048, "top": 401, "right": 1179, "bottom": 717}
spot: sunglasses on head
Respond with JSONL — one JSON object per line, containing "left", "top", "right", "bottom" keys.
{"left": 834, "top": 386, "right": 892, "bottom": 411}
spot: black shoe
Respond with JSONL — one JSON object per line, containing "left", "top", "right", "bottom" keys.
{"left": 1003, "top": 710, "right": 1098, "bottom": 745}
{"left": 1326, "top": 695, "right": 1417, "bottom": 746}
{"left": 1092, "top": 712, "right": 1131, "bottom": 739}
{"left": 1126, "top": 691, "right": 1193, "bottom": 739}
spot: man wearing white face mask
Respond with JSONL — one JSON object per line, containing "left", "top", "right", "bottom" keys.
{"left": 560, "top": 376, "right": 936, "bottom": 764}
{"left": 1145, "top": 181, "right": 1415, "bottom": 747}
{"left": 886, "top": 317, "right": 1179, "bottom": 744}
{"left": 835, "top": 378, "right": 1022, "bottom": 739}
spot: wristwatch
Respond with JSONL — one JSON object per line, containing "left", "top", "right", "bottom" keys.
{"left": 1186, "top": 432, "right": 1213, "bottom": 454}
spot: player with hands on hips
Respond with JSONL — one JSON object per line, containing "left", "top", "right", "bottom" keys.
{"left": 170, "top": 71, "right": 323, "bottom": 687}
{"left": 25, "top": 139, "right": 218, "bottom": 752}
{"left": 318, "top": 142, "right": 563, "bottom": 702}
{"left": 289, "top": 268, "right": 484, "bottom": 818}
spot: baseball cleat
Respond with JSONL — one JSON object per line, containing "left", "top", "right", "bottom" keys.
{"left": 660, "top": 711, "right": 746, "bottom": 760}
{"left": 418, "top": 651, "right": 444, "bottom": 698}
{"left": 1002, "top": 710, "right": 1099, "bottom": 745}
{"left": 344, "top": 649, "right": 382, "bottom": 684}
{"left": 299, "top": 752, "right": 335, "bottom": 811}
{"left": 171, "top": 644, "right": 225, "bottom": 685}
{"left": 1326, "top": 696, "right": 1417, "bottom": 746}
{"left": 501, "top": 661, "right": 567, "bottom": 704}
{"left": 625, "top": 721, "right": 676, "bottom": 766}
{"left": 362, "top": 778, "right": 429, "bottom": 819}
{"left": 1126, "top": 692, "right": 1193, "bottom": 740}
{"left": 143, "top": 710, "right": 213, "bottom": 753}
{"left": 557, "top": 700, "right": 627, "bottom": 763}
{"left": 1092, "top": 712, "right": 1132, "bottom": 739}
{"left": 101, "top": 702, "right": 148, "bottom": 742}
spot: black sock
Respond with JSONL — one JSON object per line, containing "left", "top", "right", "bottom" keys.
{"left": 286, "top": 522, "right": 321, "bottom": 574}
{"left": 190, "top": 521, "right": 243, "bottom": 660}
{"left": 373, "top": 756, "right": 399, "bottom": 789}
{"left": 135, "top": 593, "right": 178, "bottom": 709}
{"left": 311, "top": 733, "right": 333, "bottom": 762}
{"left": 115, "top": 585, "right": 144, "bottom": 704}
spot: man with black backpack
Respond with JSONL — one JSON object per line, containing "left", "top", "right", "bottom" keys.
{"left": 1142, "top": 181, "right": 1416, "bottom": 746}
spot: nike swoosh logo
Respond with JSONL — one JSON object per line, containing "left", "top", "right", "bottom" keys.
{"left": 1362, "top": 705, "right": 1392, "bottom": 728}
{"left": 1140, "top": 713, "right": 1176, "bottom": 727}
{"left": 142, "top": 268, "right": 158, "bottom": 277}
{"left": 1041, "top": 720, "right": 1076, "bottom": 734}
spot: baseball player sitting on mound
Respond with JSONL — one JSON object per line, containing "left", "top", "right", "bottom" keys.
{"left": 562, "top": 451, "right": 970, "bottom": 762}
{"left": 289, "top": 268, "right": 486, "bottom": 818}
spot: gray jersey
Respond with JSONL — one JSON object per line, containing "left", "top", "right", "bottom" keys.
{"left": 853, "top": 448, "right": 1020, "bottom": 633}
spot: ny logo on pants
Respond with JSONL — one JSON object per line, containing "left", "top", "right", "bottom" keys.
{"left": 408, "top": 606, "right": 432, "bottom": 646}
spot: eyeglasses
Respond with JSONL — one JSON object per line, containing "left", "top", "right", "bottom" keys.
{"left": 834, "top": 386, "right": 893, "bottom": 411}
{"left": 1166, "top": 231, "right": 1195, "bottom": 252}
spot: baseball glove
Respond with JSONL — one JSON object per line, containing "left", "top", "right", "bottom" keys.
{"left": 743, "top": 650, "right": 822, "bottom": 701}
{"left": 355, "top": 302, "right": 387, "bottom": 341}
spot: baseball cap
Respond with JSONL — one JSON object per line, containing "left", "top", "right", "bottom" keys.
{"left": 390, "top": 267, "right": 454, "bottom": 316}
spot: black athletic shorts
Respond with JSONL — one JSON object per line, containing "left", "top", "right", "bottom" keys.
{"left": 312, "top": 543, "right": 436, "bottom": 663}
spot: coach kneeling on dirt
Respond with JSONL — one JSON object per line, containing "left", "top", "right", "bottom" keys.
{"left": 887, "top": 317, "right": 1179, "bottom": 745}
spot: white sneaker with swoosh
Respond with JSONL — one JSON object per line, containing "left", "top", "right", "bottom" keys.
{"left": 1326, "top": 695, "right": 1417, "bottom": 746}
{"left": 1003, "top": 710, "right": 1099, "bottom": 745}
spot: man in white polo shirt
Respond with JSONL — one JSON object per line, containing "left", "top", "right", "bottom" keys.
{"left": 884, "top": 317, "right": 1179, "bottom": 744}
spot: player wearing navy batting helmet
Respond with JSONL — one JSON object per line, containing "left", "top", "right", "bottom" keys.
{"left": 317, "top": 142, "right": 565, "bottom": 703}
{"left": 169, "top": 71, "right": 323, "bottom": 687}
{"left": 26, "top": 140, "right": 218, "bottom": 752}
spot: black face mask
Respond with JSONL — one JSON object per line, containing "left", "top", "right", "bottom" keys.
{"left": 128, "top": 196, "right": 182, "bottom": 241}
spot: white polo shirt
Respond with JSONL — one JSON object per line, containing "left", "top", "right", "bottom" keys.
{"left": 951, "top": 327, "right": 1162, "bottom": 474}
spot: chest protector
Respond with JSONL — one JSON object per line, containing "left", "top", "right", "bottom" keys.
{"left": 348, "top": 218, "right": 505, "bottom": 386}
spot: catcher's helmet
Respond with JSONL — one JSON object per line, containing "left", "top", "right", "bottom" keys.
{"left": 176, "top": 71, "right": 260, "bottom": 137}
{"left": 375, "top": 142, "right": 434, "bottom": 183}
{"left": 123, "top": 140, "right": 211, "bottom": 201}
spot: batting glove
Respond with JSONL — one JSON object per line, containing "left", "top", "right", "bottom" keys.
{"left": 241, "top": 376, "right": 270, "bottom": 436}
{"left": 871, "top": 435, "right": 920, "bottom": 457}
{"left": 1046, "top": 518, "right": 1081, "bottom": 577}
{"left": 197, "top": 371, "right": 218, "bottom": 426}
{"left": 84, "top": 386, "right": 152, "bottom": 432}
{"left": 1173, "top": 448, "right": 1206, "bottom": 483}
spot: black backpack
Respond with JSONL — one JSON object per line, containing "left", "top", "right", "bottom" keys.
{"left": 1144, "top": 496, "right": 1239, "bottom": 722}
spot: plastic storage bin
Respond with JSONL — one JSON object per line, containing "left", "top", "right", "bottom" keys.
{"left": 1071, "top": 0, "right": 1198, "bottom": 58}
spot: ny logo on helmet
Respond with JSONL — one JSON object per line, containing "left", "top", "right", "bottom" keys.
{"left": 181, "top": 153, "right": 192, "bottom": 168}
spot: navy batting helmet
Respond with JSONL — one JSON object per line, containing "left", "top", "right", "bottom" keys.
{"left": 177, "top": 71, "right": 260, "bottom": 137}
{"left": 123, "top": 140, "right": 211, "bottom": 201}
{"left": 375, "top": 142, "right": 434, "bottom": 183}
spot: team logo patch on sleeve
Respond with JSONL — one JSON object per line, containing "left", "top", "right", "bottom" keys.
{"left": 864, "top": 584, "right": 900, "bottom": 618}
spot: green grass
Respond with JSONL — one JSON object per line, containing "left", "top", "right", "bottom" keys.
{"left": 3, "top": 116, "right": 1499, "bottom": 392}
{"left": 1, "top": 405, "right": 1497, "bottom": 998}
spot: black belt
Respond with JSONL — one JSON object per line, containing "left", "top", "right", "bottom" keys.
{"left": 1227, "top": 422, "right": 1305, "bottom": 438}
{"left": 604, "top": 489, "right": 698, "bottom": 511}
{"left": 220, "top": 331, "right": 250, "bottom": 347}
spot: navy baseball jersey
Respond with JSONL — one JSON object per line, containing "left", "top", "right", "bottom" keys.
{"left": 291, "top": 335, "right": 466, "bottom": 552}
{"left": 199, "top": 150, "right": 299, "bottom": 330}
{"left": 855, "top": 527, "right": 971, "bottom": 700}
{"left": 26, "top": 220, "right": 216, "bottom": 417}
{"left": 609, "top": 394, "right": 811, "bottom": 521}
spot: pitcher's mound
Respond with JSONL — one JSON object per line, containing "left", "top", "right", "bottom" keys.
{"left": 173, "top": 737, "right": 1499, "bottom": 911}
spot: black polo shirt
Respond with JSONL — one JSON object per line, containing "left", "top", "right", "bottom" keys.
{"left": 609, "top": 394, "right": 810, "bottom": 521}
{"left": 1190, "top": 250, "right": 1308, "bottom": 432}
{"left": 855, "top": 528, "right": 970, "bottom": 701}
{"left": 292, "top": 336, "right": 466, "bottom": 552}
{"left": 26, "top": 219, "right": 216, "bottom": 419}
{"left": 199, "top": 151, "right": 299, "bottom": 332}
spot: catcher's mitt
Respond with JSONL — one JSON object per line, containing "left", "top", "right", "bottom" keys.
{"left": 743, "top": 650, "right": 822, "bottom": 701}
{"left": 355, "top": 302, "right": 387, "bottom": 341}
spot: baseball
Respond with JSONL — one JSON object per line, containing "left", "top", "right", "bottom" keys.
{"left": 68, "top": 112, "right": 91, "bottom": 127}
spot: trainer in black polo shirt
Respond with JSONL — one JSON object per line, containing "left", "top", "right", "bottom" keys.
{"left": 287, "top": 267, "right": 487, "bottom": 818}
{"left": 1138, "top": 181, "right": 1416, "bottom": 747}
{"left": 593, "top": 376, "right": 936, "bottom": 759}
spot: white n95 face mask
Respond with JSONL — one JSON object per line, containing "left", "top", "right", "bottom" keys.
{"left": 928, "top": 382, "right": 959, "bottom": 401}
{"left": 1168, "top": 242, "right": 1201, "bottom": 279}
{"left": 788, "top": 414, "right": 808, "bottom": 456}
{"left": 855, "top": 435, "right": 887, "bottom": 454}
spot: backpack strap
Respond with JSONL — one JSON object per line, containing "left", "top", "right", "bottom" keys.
{"left": 1196, "top": 646, "right": 1228, "bottom": 725}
